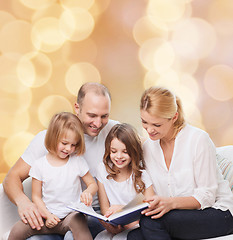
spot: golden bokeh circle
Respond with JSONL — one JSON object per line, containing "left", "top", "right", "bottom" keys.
{"left": 59, "top": 8, "right": 95, "bottom": 42}
{"left": 0, "top": 53, "right": 30, "bottom": 94}
{"left": 0, "top": 20, "right": 34, "bottom": 54}
{"left": 31, "top": 17, "right": 66, "bottom": 53}
{"left": 38, "top": 95, "right": 74, "bottom": 128}
{"left": 17, "top": 51, "right": 52, "bottom": 88}
{"left": 19, "top": 0, "right": 56, "bottom": 10}
{"left": 65, "top": 62, "right": 101, "bottom": 96}
{"left": 60, "top": 0, "right": 94, "bottom": 10}
{"left": 0, "top": 10, "right": 16, "bottom": 29}
{"left": 204, "top": 65, "right": 233, "bottom": 101}
{"left": 3, "top": 131, "right": 35, "bottom": 168}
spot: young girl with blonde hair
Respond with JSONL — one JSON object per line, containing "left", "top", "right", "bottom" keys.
{"left": 8, "top": 112, "right": 98, "bottom": 240}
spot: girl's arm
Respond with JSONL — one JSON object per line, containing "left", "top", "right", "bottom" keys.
{"left": 81, "top": 172, "right": 98, "bottom": 206}
{"left": 32, "top": 178, "right": 60, "bottom": 228}
{"left": 97, "top": 180, "right": 110, "bottom": 215}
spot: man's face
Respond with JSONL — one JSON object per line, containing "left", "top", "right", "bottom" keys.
{"left": 75, "top": 92, "right": 111, "bottom": 137}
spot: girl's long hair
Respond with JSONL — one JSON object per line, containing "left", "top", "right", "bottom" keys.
{"left": 103, "top": 123, "right": 145, "bottom": 193}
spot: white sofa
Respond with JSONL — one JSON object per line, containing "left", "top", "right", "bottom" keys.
{"left": 1, "top": 146, "right": 233, "bottom": 240}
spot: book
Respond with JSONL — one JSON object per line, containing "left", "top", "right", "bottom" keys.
{"left": 67, "top": 193, "right": 149, "bottom": 226}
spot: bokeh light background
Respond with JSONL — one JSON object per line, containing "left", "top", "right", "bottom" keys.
{"left": 0, "top": 0, "right": 233, "bottom": 182}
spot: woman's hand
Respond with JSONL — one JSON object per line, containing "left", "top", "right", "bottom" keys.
{"left": 45, "top": 213, "right": 60, "bottom": 228}
{"left": 142, "top": 195, "right": 174, "bottom": 219}
{"left": 80, "top": 190, "right": 93, "bottom": 206}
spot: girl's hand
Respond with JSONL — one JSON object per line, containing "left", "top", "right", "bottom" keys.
{"left": 142, "top": 195, "right": 173, "bottom": 219}
{"left": 80, "top": 191, "right": 93, "bottom": 206}
{"left": 104, "top": 205, "right": 124, "bottom": 218}
{"left": 45, "top": 213, "right": 60, "bottom": 228}
{"left": 99, "top": 220, "right": 124, "bottom": 235}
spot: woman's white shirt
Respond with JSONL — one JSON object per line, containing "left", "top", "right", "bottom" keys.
{"left": 143, "top": 124, "right": 233, "bottom": 215}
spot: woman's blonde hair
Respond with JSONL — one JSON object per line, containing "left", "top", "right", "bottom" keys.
{"left": 45, "top": 112, "right": 85, "bottom": 156}
{"left": 103, "top": 123, "right": 146, "bottom": 193}
{"left": 140, "top": 86, "right": 185, "bottom": 138}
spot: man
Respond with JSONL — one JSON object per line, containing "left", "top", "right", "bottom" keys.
{"left": 3, "top": 82, "right": 119, "bottom": 240}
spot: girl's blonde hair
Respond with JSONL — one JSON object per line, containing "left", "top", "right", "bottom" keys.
{"left": 45, "top": 112, "right": 85, "bottom": 156}
{"left": 103, "top": 123, "right": 146, "bottom": 193}
{"left": 140, "top": 86, "right": 186, "bottom": 138}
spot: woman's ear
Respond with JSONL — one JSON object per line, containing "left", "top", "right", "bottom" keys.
{"left": 172, "top": 112, "right": 179, "bottom": 123}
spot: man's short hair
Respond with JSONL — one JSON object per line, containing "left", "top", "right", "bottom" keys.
{"left": 77, "top": 82, "right": 111, "bottom": 108}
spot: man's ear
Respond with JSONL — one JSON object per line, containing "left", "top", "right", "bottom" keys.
{"left": 74, "top": 102, "right": 80, "bottom": 115}
{"left": 172, "top": 112, "right": 179, "bottom": 123}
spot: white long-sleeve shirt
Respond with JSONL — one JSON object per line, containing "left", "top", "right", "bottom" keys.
{"left": 143, "top": 124, "right": 233, "bottom": 215}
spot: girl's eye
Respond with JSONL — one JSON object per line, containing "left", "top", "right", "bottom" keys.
{"left": 154, "top": 124, "right": 161, "bottom": 127}
{"left": 62, "top": 142, "right": 67, "bottom": 145}
{"left": 111, "top": 150, "right": 116, "bottom": 154}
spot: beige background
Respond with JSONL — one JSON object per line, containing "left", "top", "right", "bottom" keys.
{"left": 0, "top": 0, "right": 233, "bottom": 182}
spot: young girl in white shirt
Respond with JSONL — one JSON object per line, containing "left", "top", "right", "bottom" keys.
{"left": 95, "top": 123, "right": 154, "bottom": 240}
{"left": 8, "top": 112, "right": 98, "bottom": 240}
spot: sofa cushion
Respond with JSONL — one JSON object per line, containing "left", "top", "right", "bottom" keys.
{"left": 216, "top": 146, "right": 233, "bottom": 192}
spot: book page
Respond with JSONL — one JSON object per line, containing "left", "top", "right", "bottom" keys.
{"left": 68, "top": 202, "right": 107, "bottom": 221}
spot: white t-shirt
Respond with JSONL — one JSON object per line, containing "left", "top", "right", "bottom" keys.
{"left": 29, "top": 155, "right": 89, "bottom": 219}
{"left": 96, "top": 162, "right": 152, "bottom": 206}
{"left": 22, "top": 119, "right": 119, "bottom": 208}
{"left": 143, "top": 124, "right": 233, "bottom": 215}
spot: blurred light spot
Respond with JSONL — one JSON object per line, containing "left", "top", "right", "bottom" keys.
{"left": 0, "top": 110, "right": 30, "bottom": 138}
{"left": 0, "top": 88, "right": 32, "bottom": 115}
{"left": 0, "top": 53, "right": 29, "bottom": 93}
{"left": 17, "top": 52, "right": 52, "bottom": 88}
{"left": 139, "top": 38, "right": 164, "bottom": 70}
{"left": 147, "top": 0, "right": 186, "bottom": 22}
{"left": 60, "top": 8, "right": 95, "bottom": 42}
{"left": 204, "top": 65, "right": 233, "bottom": 101}
{"left": 89, "top": 0, "right": 111, "bottom": 18}
{"left": 19, "top": 0, "right": 56, "bottom": 10}
{"left": 174, "top": 55, "right": 199, "bottom": 74}
{"left": 143, "top": 70, "right": 160, "bottom": 89}
{"left": 31, "top": 17, "right": 66, "bottom": 53}
{"left": 171, "top": 18, "right": 216, "bottom": 59}
{"left": 61, "top": 0, "right": 94, "bottom": 10}
{"left": 32, "top": 3, "right": 63, "bottom": 22}
{"left": 0, "top": 20, "right": 34, "bottom": 54}
{"left": 154, "top": 42, "right": 175, "bottom": 74}
{"left": 38, "top": 95, "right": 73, "bottom": 128}
{"left": 65, "top": 62, "right": 101, "bottom": 96}
{"left": 208, "top": 0, "right": 233, "bottom": 36}
{"left": 133, "top": 16, "right": 169, "bottom": 46}
{"left": 3, "top": 131, "right": 34, "bottom": 168}
{"left": 180, "top": 73, "right": 199, "bottom": 100}
{"left": 185, "top": 105, "right": 204, "bottom": 130}
{"left": 202, "top": 100, "right": 231, "bottom": 130}
{"left": 221, "top": 125, "right": 233, "bottom": 146}
{"left": 62, "top": 39, "right": 97, "bottom": 64}
{"left": 0, "top": 11, "right": 16, "bottom": 30}
{"left": 156, "top": 69, "right": 180, "bottom": 91}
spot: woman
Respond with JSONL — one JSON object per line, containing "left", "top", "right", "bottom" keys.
{"left": 127, "top": 86, "right": 233, "bottom": 240}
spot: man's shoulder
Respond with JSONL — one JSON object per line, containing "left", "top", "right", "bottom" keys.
{"left": 99, "top": 119, "right": 119, "bottom": 137}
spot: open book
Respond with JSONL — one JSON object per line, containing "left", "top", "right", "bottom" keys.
{"left": 67, "top": 193, "right": 149, "bottom": 226}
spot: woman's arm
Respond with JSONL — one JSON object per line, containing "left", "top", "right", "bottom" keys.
{"left": 81, "top": 172, "right": 98, "bottom": 206}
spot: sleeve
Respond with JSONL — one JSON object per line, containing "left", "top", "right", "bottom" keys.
{"left": 78, "top": 156, "right": 89, "bottom": 177}
{"left": 141, "top": 170, "right": 153, "bottom": 189}
{"left": 192, "top": 132, "right": 218, "bottom": 209}
{"left": 21, "top": 130, "right": 48, "bottom": 166}
{"left": 29, "top": 159, "right": 43, "bottom": 181}
{"left": 96, "top": 162, "right": 107, "bottom": 183}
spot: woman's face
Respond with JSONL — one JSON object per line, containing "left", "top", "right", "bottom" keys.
{"left": 140, "top": 109, "right": 177, "bottom": 141}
